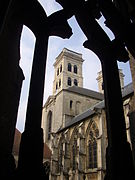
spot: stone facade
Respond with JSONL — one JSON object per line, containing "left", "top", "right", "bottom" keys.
{"left": 49, "top": 92, "right": 132, "bottom": 180}
{"left": 42, "top": 48, "right": 104, "bottom": 146}
{"left": 41, "top": 48, "right": 134, "bottom": 179}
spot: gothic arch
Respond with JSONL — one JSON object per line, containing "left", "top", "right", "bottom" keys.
{"left": 70, "top": 126, "right": 79, "bottom": 142}
{"left": 85, "top": 119, "right": 99, "bottom": 138}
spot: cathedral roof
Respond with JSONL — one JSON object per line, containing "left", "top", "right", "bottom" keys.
{"left": 66, "top": 86, "right": 104, "bottom": 100}
{"left": 122, "top": 82, "right": 133, "bottom": 99}
{"left": 57, "top": 82, "right": 133, "bottom": 133}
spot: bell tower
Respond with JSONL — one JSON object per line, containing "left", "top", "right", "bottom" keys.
{"left": 53, "top": 48, "right": 84, "bottom": 95}
{"left": 96, "top": 69, "right": 125, "bottom": 93}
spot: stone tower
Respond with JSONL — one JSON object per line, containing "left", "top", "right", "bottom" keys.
{"left": 53, "top": 48, "right": 84, "bottom": 95}
{"left": 96, "top": 69, "right": 125, "bottom": 93}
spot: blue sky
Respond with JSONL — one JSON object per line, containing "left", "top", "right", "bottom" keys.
{"left": 16, "top": 0, "right": 132, "bottom": 132}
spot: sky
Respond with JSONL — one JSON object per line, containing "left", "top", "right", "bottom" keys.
{"left": 16, "top": 0, "right": 132, "bottom": 132}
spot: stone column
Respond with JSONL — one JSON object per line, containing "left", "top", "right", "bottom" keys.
{"left": 100, "top": 54, "right": 134, "bottom": 180}
{"left": 17, "top": 35, "right": 48, "bottom": 178}
{"left": 0, "top": 1, "right": 24, "bottom": 176}
{"left": 72, "top": 2, "right": 135, "bottom": 178}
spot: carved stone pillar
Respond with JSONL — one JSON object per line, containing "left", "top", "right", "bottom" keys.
{"left": 61, "top": 0, "right": 135, "bottom": 176}
{"left": 0, "top": 1, "right": 24, "bottom": 176}
{"left": 84, "top": 37, "right": 135, "bottom": 180}
{"left": 17, "top": 35, "right": 48, "bottom": 177}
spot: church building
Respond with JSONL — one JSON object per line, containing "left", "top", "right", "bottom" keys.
{"left": 41, "top": 48, "right": 134, "bottom": 180}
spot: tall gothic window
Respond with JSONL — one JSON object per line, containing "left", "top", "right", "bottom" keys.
{"left": 88, "top": 130, "right": 97, "bottom": 169}
{"left": 67, "top": 77, "right": 71, "bottom": 86}
{"left": 68, "top": 63, "right": 72, "bottom": 72}
{"left": 57, "top": 68, "right": 59, "bottom": 76}
{"left": 47, "top": 111, "right": 52, "bottom": 140}
{"left": 58, "top": 142, "right": 63, "bottom": 172}
{"left": 74, "top": 65, "right": 77, "bottom": 74}
{"left": 72, "top": 139, "right": 77, "bottom": 170}
{"left": 59, "top": 79, "right": 61, "bottom": 87}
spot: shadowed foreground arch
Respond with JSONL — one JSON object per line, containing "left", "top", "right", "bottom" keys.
{"left": 0, "top": 0, "right": 135, "bottom": 179}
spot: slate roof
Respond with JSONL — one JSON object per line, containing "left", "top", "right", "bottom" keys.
{"left": 57, "top": 82, "right": 134, "bottom": 133}
{"left": 122, "top": 82, "right": 134, "bottom": 98}
{"left": 66, "top": 86, "right": 104, "bottom": 100}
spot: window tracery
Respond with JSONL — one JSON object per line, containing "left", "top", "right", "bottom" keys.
{"left": 87, "top": 121, "right": 99, "bottom": 169}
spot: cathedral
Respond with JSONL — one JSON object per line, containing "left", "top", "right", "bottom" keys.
{"left": 41, "top": 48, "right": 135, "bottom": 180}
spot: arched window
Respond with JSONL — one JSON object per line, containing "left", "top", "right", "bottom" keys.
{"left": 58, "top": 142, "right": 63, "bottom": 172}
{"left": 60, "top": 64, "right": 62, "bottom": 72}
{"left": 74, "top": 79, "right": 78, "bottom": 86}
{"left": 88, "top": 130, "right": 97, "bottom": 169}
{"left": 68, "top": 63, "right": 72, "bottom": 72}
{"left": 57, "top": 68, "right": 59, "bottom": 76}
{"left": 67, "top": 77, "right": 71, "bottom": 86}
{"left": 47, "top": 111, "right": 52, "bottom": 140}
{"left": 74, "top": 65, "right": 77, "bottom": 74}
{"left": 70, "top": 128, "right": 78, "bottom": 171}
{"left": 70, "top": 100, "right": 73, "bottom": 109}
{"left": 65, "top": 142, "right": 69, "bottom": 157}
{"left": 72, "top": 139, "right": 77, "bottom": 170}
{"left": 59, "top": 79, "right": 61, "bottom": 87}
